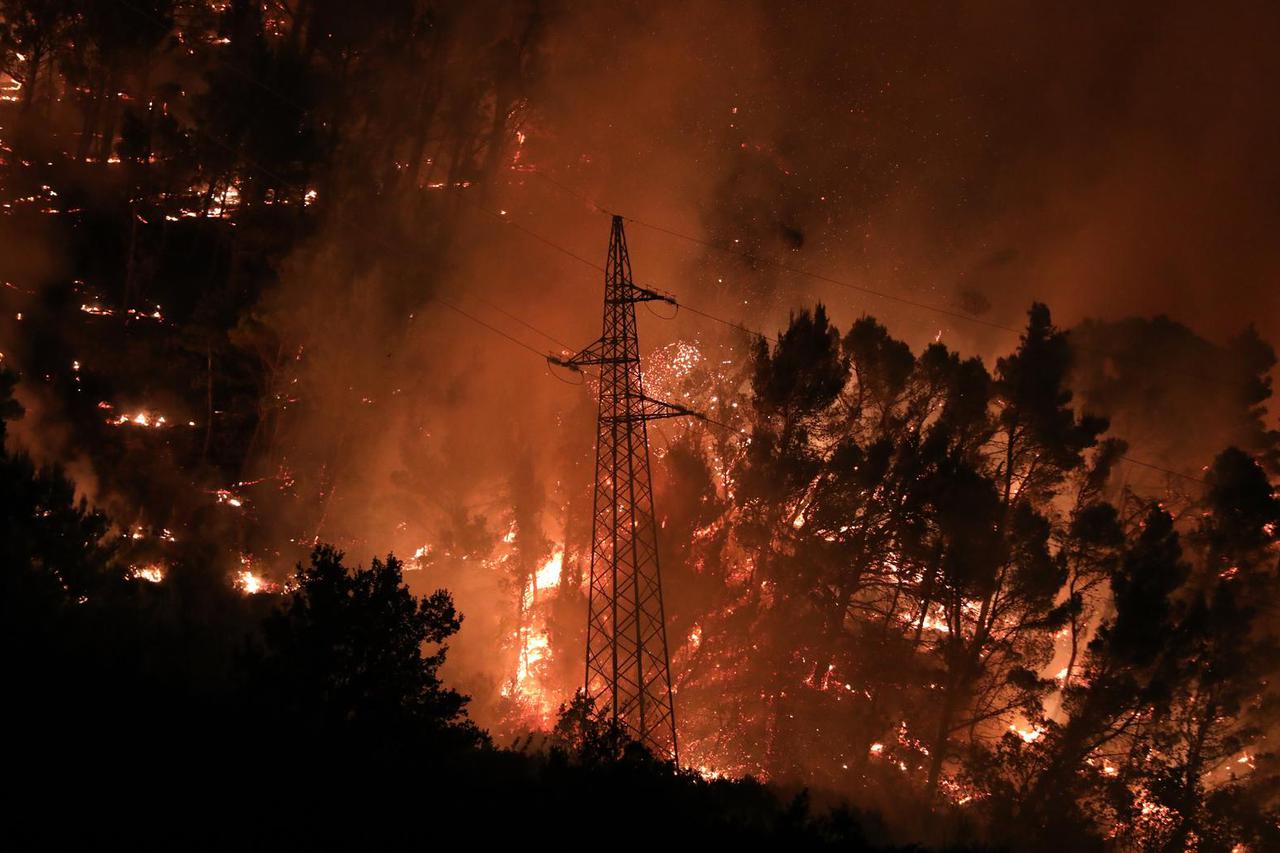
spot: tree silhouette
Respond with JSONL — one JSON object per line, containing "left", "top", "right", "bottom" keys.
{"left": 0, "top": 366, "right": 116, "bottom": 617}
{"left": 246, "top": 545, "right": 483, "bottom": 749}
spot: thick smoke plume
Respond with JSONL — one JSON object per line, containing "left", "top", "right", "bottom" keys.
{"left": 247, "top": 1, "right": 1280, "bottom": 724}
{"left": 2, "top": 2, "right": 1279, "bottom": 834}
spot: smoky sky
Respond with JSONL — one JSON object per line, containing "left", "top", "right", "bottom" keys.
{"left": 514, "top": 0, "right": 1280, "bottom": 359}
{"left": 272, "top": 1, "right": 1280, "bottom": 708}
{"left": 9, "top": 0, "right": 1276, "bottom": 730}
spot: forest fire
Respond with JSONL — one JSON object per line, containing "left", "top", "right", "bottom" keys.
{"left": 213, "top": 489, "right": 245, "bottom": 508}
{"left": 109, "top": 411, "right": 168, "bottom": 428}
{"left": 2, "top": 1, "right": 1279, "bottom": 848}
{"left": 233, "top": 568, "right": 279, "bottom": 595}
{"left": 533, "top": 547, "right": 563, "bottom": 592}
{"left": 127, "top": 563, "right": 165, "bottom": 583}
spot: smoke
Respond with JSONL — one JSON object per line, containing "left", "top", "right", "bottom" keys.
{"left": 0, "top": 204, "right": 107, "bottom": 503}
{"left": 3, "top": 0, "right": 1279, "bottom": 741}
{"left": 521, "top": 2, "right": 1280, "bottom": 350}
{"left": 217, "top": 0, "right": 1280, "bottom": 731}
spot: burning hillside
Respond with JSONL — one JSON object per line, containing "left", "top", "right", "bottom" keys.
{"left": 2, "top": 2, "right": 1280, "bottom": 849}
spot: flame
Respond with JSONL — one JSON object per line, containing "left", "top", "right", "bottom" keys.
{"left": 1010, "top": 724, "right": 1044, "bottom": 743}
{"left": 912, "top": 608, "right": 951, "bottom": 634}
{"left": 1110, "top": 786, "right": 1182, "bottom": 846}
{"left": 213, "top": 489, "right": 245, "bottom": 508}
{"left": 406, "top": 544, "right": 431, "bottom": 570}
{"left": 499, "top": 535, "right": 570, "bottom": 727}
{"left": 128, "top": 564, "right": 165, "bottom": 583}
{"left": 534, "top": 547, "right": 563, "bottom": 591}
{"left": 503, "top": 622, "right": 555, "bottom": 724}
{"left": 234, "top": 570, "right": 265, "bottom": 594}
{"left": 108, "top": 410, "right": 172, "bottom": 428}
{"left": 233, "top": 570, "right": 274, "bottom": 594}
{"left": 233, "top": 555, "right": 280, "bottom": 594}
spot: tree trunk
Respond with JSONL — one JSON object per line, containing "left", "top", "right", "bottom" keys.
{"left": 1161, "top": 705, "right": 1215, "bottom": 853}
{"left": 926, "top": 676, "right": 961, "bottom": 793}
{"left": 20, "top": 45, "right": 41, "bottom": 112}
{"left": 202, "top": 344, "right": 214, "bottom": 461}
{"left": 123, "top": 202, "right": 141, "bottom": 306}
{"left": 912, "top": 542, "right": 945, "bottom": 649}
{"left": 97, "top": 78, "right": 119, "bottom": 162}
{"left": 77, "top": 81, "right": 103, "bottom": 161}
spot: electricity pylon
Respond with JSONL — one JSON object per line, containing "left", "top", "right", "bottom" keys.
{"left": 550, "top": 215, "right": 695, "bottom": 761}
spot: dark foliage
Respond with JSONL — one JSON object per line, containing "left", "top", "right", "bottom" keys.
{"left": 2, "top": 368, "right": 944, "bottom": 848}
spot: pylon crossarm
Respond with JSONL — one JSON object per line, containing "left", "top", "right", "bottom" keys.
{"left": 619, "top": 284, "right": 677, "bottom": 306}
{"left": 547, "top": 338, "right": 613, "bottom": 371}
{"left": 635, "top": 394, "right": 703, "bottom": 422}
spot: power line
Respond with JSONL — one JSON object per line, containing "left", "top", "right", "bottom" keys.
{"left": 102, "top": 0, "right": 1218, "bottom": 488}
{"left": 626, "top": 214, "right": 1021, "bottom": 334}
{"left": 527, "top": 170, "right": 1236, "bottom": 389}
{"left": 482, "top": 202, "right": 779, "bottom": 344}
{"left": 528, "top": 170, "right": 1019, "bottom": 335}
{"left": 530, "top": 168, "right": 613, "bottom": 215}
{"left": 191, "top": 122, "right": 1216, "bottom": 490}
{"left": 466, "top": 205, "right": 1215, "bottom": 488}
{"left": 1102, "top": 454, "right": 1208, "bottom": 486}
{"left": 433, "top": 300, "right": 548, "bottom": 359}
{"left": 663, "top": 300, "right": 776, "bottom": 345}
{"left": 114, "top": 0, "right": 571, "bottom": 361}
{"left": 113, "top": 0, "right": 809, "bottom": 352}
{"left": 475, "top": 292, "right": 576, "bottom": 353}
{"left": 117, "top": 0, "right": 1242, "bottom": 393}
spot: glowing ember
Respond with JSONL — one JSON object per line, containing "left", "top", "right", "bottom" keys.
{"left": 128, "top": 564, "right": 165, "bottom": 583}
{"left": 213, "top": 489, "right": 245, "bottom": 508}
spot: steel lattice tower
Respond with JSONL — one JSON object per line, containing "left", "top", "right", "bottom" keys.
{"left": 551, "top": 215, "right": 694, "bottom": 761}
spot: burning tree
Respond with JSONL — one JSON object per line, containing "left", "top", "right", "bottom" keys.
{"left": 1, "top": 2, "right": 1279, "bottom": 847}
{"left": 649, "top": 302, "right": 1280, "bottom": 848}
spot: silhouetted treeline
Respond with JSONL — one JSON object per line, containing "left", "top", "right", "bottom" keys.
{"left": 3, "top": 3, "right": 1280, "bottom": 850}
{"left": 2, "top": 368, "right": 950, "bottom": 849}
{"left": 6, "top": 289, "right": 1280, "bottom": 849}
